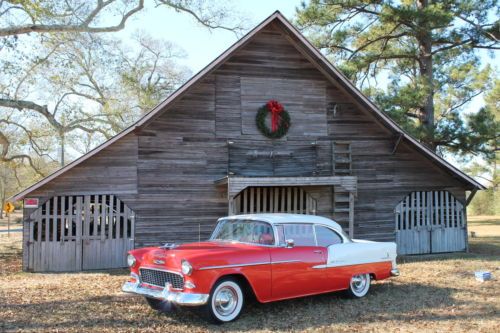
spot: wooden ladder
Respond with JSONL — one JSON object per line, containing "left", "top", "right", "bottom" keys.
{"left": 332, "top": 141, "right": 352, "bottom": 176}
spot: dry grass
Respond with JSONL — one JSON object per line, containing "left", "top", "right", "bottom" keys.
{"left": 0, "top": 217, "right": 499, "bottom": 333}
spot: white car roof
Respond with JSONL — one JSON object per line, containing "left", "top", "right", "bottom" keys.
{"left": 221, "top": 213, "right": 343, "bottom": 233}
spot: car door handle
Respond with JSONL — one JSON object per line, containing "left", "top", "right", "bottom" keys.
{"left": 313, "top": 250, "right": 323, "bottom": 254}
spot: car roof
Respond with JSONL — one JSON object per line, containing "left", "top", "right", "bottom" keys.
{"left": 220, "top": 213, "right": 343, "bottom": 232}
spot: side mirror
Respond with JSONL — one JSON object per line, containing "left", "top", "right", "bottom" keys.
{"left": 285, "top": 239, "right": 295, "bottom": 248}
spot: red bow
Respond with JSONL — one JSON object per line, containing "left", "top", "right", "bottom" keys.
{"left": 266, "top": 100, "right": 283, "bottom": 132}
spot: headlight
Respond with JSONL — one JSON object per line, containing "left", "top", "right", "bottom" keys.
{"left": 181, "top": 259, "right": 193, "bottom": 275}
{"left": 127, "top": 254, "right": 136, "bottom": 268}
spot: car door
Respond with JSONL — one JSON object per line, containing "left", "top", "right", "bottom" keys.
{"left": 269, "top": 223, "right": 327, "bottom": 300}
{"left": 314, "top": 225, "right": 350, "bottom": 290}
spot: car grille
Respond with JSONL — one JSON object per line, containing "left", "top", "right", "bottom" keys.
{"left": 139, "top": 268, "right": 184, "bottom": 289}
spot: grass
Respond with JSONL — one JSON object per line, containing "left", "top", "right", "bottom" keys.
{"left": 0, "top": 217, "right": 498, "bottom": 332}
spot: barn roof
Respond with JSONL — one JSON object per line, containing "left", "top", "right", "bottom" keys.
{"left": 10, "top": 11, "right": 484, "bottom": 201}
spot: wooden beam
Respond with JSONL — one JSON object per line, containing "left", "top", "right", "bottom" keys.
{"left": 391, "top": 133, "right": 403, "bottom": 155}
{"left": 348, "top": 192, "right": 355, "bottom": 238}
{"left": 465, "top": 189, "right": 477, "bottom": 207}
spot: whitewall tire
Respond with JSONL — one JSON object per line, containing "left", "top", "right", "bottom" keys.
{"left": 203, "top": 278, "right": 244, "bottom": 324}
{"left": 346, "top": 273, "right": 371, "bottom": 298}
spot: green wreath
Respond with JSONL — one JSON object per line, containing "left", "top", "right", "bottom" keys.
{"left": 255, "top": 100, "right": 291, "bottom": 139}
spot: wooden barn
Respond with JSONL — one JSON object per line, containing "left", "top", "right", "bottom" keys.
{"left": 11, "top": 12, "right": 484, "bottom": 272}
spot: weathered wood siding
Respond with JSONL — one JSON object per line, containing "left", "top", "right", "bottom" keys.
{"left": 24, "top": 23, "right": 469, "bottom": 250}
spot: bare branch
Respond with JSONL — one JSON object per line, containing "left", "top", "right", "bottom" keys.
{"left": 0, "top": 0, "right": 144, "bottom": 37}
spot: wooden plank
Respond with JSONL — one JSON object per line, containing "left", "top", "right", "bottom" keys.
{"left": 404, "top": 196, "right": 409, "bottom": 230}
{"left": 101, "top": 194, "right": 106, "bottom": 241}
{"left": 256, "top": 187, "right": 261, "bottom": 212}
{"left": 45, "top": 198, "right": 50, "bottom": 242}
{"left": 274, "top": 188, "right": 279, "bottom": 212}
{"left": 450, "top": 195, "right": 455, "bottom": 227}
{"left": 93, "top": 195, "right": 98, "bottom": 237}
{"left": 262, "top": 187, "right": 267, "bottom": 212}
{"left": 108, "top": 195, "right": 114, "bottom": 240}
{"left": 440, "top": 191, "right": 444, "bottom": 227}
{"left": 445, "top": 191, "right": 450, "bottom": 228}
{"left": 75, "top": 196, "right": 82, "bottom": 271}
{"left": 416, "top": 191, "right": 420, "bottom": 228}
{"left": 287, "top": 187, "right": 292, "bottom": 213}
{"left": 281, "top": 187, "right": 285, "bottom": 212}
{"left": 60, "top": 196, "right": 65, "bottom": 241}
{"left": 84, "top": 195, "right": 90, "bottom": 239}
{"left": 249, "top": 188, "right": 254, "bottom": 213}
{"left": 68, "top": 196, "right": 74, "bottom": 240}
{"left": 52, "top": 197, "right": 58, "bottom": 242}
{"left": 243, "top": 189, "right": 248, "bottom": 214}
{"left": 434, "top": 191, "right": 439, "bottom": 226}
{"left": 117, "top": 197, "right": 122, "bottom": 239}
{"left": 348, "top": 192, "right": 354, "bottom": 238}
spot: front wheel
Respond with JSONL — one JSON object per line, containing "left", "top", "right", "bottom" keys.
{"left": 199, "top": 278, "right": 245, "bottom": 324}
{"left": 346, "top": 273, "right": 371, "bottom": 298}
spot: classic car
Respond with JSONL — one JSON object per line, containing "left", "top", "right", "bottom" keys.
{"left": 122, "top": 214, "right": 399, "bottom": 323}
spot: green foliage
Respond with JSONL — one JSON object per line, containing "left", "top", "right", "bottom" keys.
{"left": 468, "top": 189, "right": 499, "bottom": 215}
{"left": 296, "top": 0, "right": 499, "bottom": 160}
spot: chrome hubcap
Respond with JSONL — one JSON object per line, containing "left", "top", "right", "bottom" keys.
{"left": 214, "top": 286, "right": 238, "bottom": 317}
{"left": 351, "top": 274, "right": 368, "bottom": 293}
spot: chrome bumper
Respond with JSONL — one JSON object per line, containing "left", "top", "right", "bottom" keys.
{"left": 121, "top": 280, "right": 209, "bottom": 306}
{"left": 391, "top": 268, "right": 400, "bottom": 277}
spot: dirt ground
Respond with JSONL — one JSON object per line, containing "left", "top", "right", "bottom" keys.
{"left": 0, "top": 211, "right": 22, "bottom": 232}
{"left": 0, "top": 217, "right": 498, "bottom": 332}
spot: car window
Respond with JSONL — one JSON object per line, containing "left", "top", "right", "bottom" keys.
{"left": 212, "top": 219, "right": 275, "bottom": 245}
{"left": 275, "top": 225, "right": 286, "bottom": 246}
{"left": 283, "top": 224, "right": 315, "bottom": 246}
{"left": 315, "top": 225, "right": 343, "bottom": 247}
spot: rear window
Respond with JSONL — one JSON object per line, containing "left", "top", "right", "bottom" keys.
{"left": 315, "top": 225, "right": 343, "bottom": 247}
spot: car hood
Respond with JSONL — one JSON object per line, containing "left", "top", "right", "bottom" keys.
{"left": 136, "top": 241, "right": 269, "bottom": 270}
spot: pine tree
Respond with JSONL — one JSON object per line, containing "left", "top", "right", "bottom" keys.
{"left": 296, "top": 0, "right": 499, "bottom": 156}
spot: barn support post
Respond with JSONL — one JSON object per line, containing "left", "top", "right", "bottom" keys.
{"left": 348, "top": 192, "right": 354, "bottom": 238}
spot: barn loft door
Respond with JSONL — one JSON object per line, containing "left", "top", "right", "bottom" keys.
{"left": 233, "top": 187, "right": 317, "bottom": 215}
{"left": 27, "top": 195, "right": 135, "bottom": 272}
{"left": 395, "top": 191, "right": 466, "bottom": 255}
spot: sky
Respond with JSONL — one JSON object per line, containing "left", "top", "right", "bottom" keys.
{"left": 115, "top": 1, "right": 298, "bottom": 73}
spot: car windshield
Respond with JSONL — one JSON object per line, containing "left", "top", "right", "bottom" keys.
{"left": 211, "top": 219, "right": 275, "bottom": 245}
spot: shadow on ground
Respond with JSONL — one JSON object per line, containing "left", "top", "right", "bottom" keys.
{"left": 1, "top": 281, "right": 492, "bottom": 332}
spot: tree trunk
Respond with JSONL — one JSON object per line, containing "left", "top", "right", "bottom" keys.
{"left": 416, "top": 0, "right": 435, "bottom": 150}
{"left": 0, "top": 177, "right": 5, "bottom": 219}
{"left": 60, "top": 131, "right": 65, "bottom": 167}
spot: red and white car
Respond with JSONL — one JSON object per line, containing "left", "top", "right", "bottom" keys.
{"left": 122, "top": 214, "right": 399, "bottom": 323}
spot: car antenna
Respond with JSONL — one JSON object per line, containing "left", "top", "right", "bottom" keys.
{"left": 198, "top": 223, "right": 201, "bottom": 242}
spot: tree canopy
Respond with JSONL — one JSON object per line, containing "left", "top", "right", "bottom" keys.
{"left": 296, "top": 0, "right": 499, "bottom": 158}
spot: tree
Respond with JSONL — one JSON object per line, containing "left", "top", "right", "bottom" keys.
{"left": 0, "top": 0, "right": 243, "bottom": 175}
{"left": 466, "top": 78, "right": 500, "bottom": 215}
{"left": 1, "top": 32, "right": 189, "bottom": 168}
{"left": 296, "top": 0, "right": 499, "bottom": 154}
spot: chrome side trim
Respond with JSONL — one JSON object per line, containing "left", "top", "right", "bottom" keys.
{"left": 198, "top": 260, "right": 301, "bottom": 270}
{"left": 198, "top": 262, "right": 270, "bottom": 270}
{"left": 122, "top": 281, "right": 209, "bottom": 306}
{"left": 312, "top": 264, "right": 327, "bottom": 269}
{"left": 271, "top": 260, "right": 301, "bottom": 265}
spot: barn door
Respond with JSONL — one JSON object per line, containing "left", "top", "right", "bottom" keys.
{"left": 234, "top": 187, "right": 317, "bottom": 215}
{"left": 395, "top": 191, "right": 466, "bottom": 255}
{"left": 27, "top": 195, "right": 135, "bottom": 272}
{"left": 81, "top": 195, "right": 135, "bottom": 270}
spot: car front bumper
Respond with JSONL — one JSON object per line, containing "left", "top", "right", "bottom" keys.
{"left": 391, "top": 268, "right": 400, "bottom": 277}
{"left": 122, "top": 280, "right": 209, "bottom": 306}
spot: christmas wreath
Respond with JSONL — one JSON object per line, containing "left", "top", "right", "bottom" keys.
{"left": 256, "top": 100, "right": 291, "bottom": 139}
